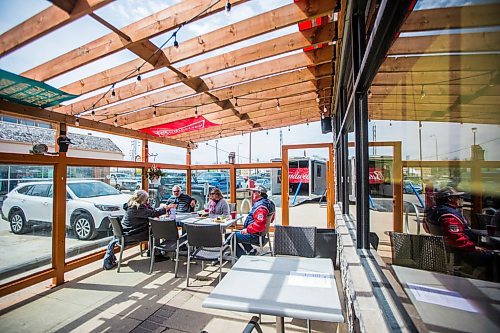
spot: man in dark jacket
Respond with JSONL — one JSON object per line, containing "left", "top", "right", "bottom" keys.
{"left": 165, "top": 185, "right": 197, "bottom": 212}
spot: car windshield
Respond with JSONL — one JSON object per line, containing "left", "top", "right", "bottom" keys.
{"left": 68, "top": 182, "right": 121, "bottom": 198}
{"left": 198, "top": 173, "right": 223, "bottom": 182}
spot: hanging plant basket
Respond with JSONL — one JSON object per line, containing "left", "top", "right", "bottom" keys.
{"left": 147, "top": 164, "right": 165, "bottom": 184}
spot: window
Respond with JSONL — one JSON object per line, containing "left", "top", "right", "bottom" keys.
{"left": 17, "top": 185, "right": 33, "bottom": 194}
{"left": 28, "top": 184, "right": 51, "bottom": 197}
{"left": 317, "top": 165, "right": 322, "bottom": 177}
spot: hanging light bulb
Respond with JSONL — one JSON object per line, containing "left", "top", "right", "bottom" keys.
{"left": 315, "top": 93, "right": 320, "bottom": 103}
{"left": 266, "top": 129, "right": 269, "bottom": 135}
{"left": 111, "top": 84, "right": 116, "bottom": 99}
{"left": 368, "top": 89, "right": 372, "bottom": 98}
{"left": 321, "top": 113, "right": 325, "bottom": 119}
{"left": 323, "top": 105, "right": 327, "bottom": 113}
{"left": 288, "top": 126, "right": 290, "bottom": 132}
{"left": 173, "top": 33, "right": 179, "bottom": 49}
{"left": 235, "top": 97, "right": 238, "bottom": 107}
{"left": 114, "top": 114, "right": 118, "bottom": 127}
{"left": 194, "top": 105, "right": 198, "bottom": 118}
{"left": 276, "top": 99, "right": 280, "bottom": 112}
{"left": 136, "top": 73, "right": 142, "bottom": 88}
{"left": 420, "top": 85, "right": 426, "bottom": 99}
{"left": 307, "top": 119, "right": 309, "bottom": 126}
{"left": 389, "top": 120, "right": 392, "bottom": 126}
{"left": 153, "top": 108, "right": 157, "bottom": 118}
{"left": 91, "top": 110, "right": 95, "bottom": 120}
{"left": 75, "top": 116, "right": 80, "bottom": 127}
{"left": 225, "top": 0, "right": 231, "bottom": 15}
{"left": 241, "top": 131, "right": 244, "bottom": 136}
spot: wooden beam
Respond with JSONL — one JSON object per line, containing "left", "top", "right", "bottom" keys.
{"left": 388, "top": 32, "right": 500, "bottom": 56}
{"left": 57, "top": 24, "right": 334, "bottom": 108}
{"left": 373, "top": 70, "right": 492, "bottom": 86}
{"left": 0, "top": 0, "right": 112, "bottom": 57}
{"left": 0, "top": 100, "right": 191, "bottom": 148}
{"left": 47, "top": 0, "right": 336, "bottom": 94}
{"left": 20, "top": 0, "right": 249, "bottom": 81}
{"left": 401, "top": 3, "right": 500, "bottom": 32}
{"left": 380, "top": 54, "right": 500, "bottom": 73}
{"left": 370, "top": 84, "right": 499, "bottom": 96}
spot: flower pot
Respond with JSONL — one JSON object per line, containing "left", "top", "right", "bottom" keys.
{"left": 149, "top": 176, "right": 161, "bottom": 184}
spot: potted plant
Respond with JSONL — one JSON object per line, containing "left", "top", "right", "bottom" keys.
{"left": 147, "top": 164, "right": 164, "bottom": 184}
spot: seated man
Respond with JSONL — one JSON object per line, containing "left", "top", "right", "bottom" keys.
{"left": 425, "top": 187, "right": 494, "bottom": 279}
{"left": 165, "top": 185, "right": 196, "bottom": 213}
{"left": 233, "top": 185, "right": 275, "bottom": 258}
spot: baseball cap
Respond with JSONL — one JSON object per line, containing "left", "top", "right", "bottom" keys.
{"left": 435, "top": 186, "right": 465, "bottom": 199}
{"left": 250, "top": 185, "right": 267, "bottom": 194}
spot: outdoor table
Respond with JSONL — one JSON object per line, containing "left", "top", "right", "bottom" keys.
{"left": 202, "top": 256, "right": 344, "bottom": 333}
{"left": 471, "top": 229, "right": 500, "bottom": 249}
{"left": 392, "top": 265, "right": 500, "bottom": 333}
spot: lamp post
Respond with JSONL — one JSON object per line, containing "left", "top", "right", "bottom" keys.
{"left": 430, "top": 134, "right": 438, "bottom": 160}
{"left": 215, "top": 139, "right": 219, "bottom": 164}
{"left": 472, "top": 127, "right": 477, "bottom": 146}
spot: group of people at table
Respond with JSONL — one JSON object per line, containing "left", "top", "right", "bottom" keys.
{"left": 424, "top": 186, "right": 499, "bottom": 281}
{"left": 118, "top": 184, "right": 275, "bottom": 263}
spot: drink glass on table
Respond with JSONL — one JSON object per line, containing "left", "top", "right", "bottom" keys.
{"left": 486, "top": 225, "right": 497, "bottom": 236}
{"left": 230, "top": 211, "right": 236, "bottom": 219}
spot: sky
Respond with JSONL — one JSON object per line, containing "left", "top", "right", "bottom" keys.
{"left": 0, "top": 0, "right": 499, "bottom": 165}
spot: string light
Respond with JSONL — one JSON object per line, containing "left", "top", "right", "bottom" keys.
{"left": 241, "top": 131, "right": 244, "bottom": 136}
{"left": 307, "top": 119, "right": 309, "bottom": 126}
{"left": 114, "top": 114, "right": 118, "bottom": 127}
{"left": 266, "top": 129, "right": 269, "bottom": 135}
{"left": 91, "top": 110, "right": 95, "bottom": 120}
{"left": 75, "top": 116, "right": 80, "bottom": 127}
{"left": 288, "top": 126, "right": 290, "bottom": 132}
{"left": 225, "top": 0, "right": 231, "bottom": 15}
{"left": 173, "top": 33, "right": 179, "bottom": 49}
{"left": 368, "top": 89, "right": 372, "bottom": 98}
{"left": 276, "top": 99, "right": 280, "bottom": 112}
{"left": 153, "top": 107, "right": 157, "bottom": 118}
{"left": 315, "top": 93, "right": 320, "bottom": 103}
{"left": 234, "top": 97, "right": 238, "bottom": 107}
{"left": 323, "top": 105, "right": 327, "bottom": 113}
{"left": 194, "top": 105, "right": 198, "bottom": 117}
{"left": 136, "top": 70, "right": 142, "bottom": 88}
{"left": 389, "top": 120, "right": 392, "bottom": 126}
{"left": 420, "top": 85, "right": 425, "bottom": 99}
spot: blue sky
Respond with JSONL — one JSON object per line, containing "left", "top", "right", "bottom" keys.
{"left": 0, "top": 0, "right": 499, "bottom": 164}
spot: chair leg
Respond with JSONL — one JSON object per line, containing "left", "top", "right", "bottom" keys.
{"left": 117, "top": 238, "right": 125, "bottom": 273}
{"left": 186, "top": 246, "right": 191, "bottom": 287}
{"left": 149, "top": 244, "right": 155, "bottom": 274}
{"left": 219, "top": 249, "right": 223, "bottom": 282}
{"left": 174, "top": 248, "right": 180, "bottom": 278}
{"left": 268, "top": 232, "right": 273, "bottom": 255}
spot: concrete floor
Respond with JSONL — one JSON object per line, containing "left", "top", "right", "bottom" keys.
{"left": 0, "top": 203, "right": 342, "bottom": 333}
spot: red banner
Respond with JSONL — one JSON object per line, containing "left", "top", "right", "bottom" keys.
{"left": 369, "top": 168, "right": 384, "bottom": 184}
{"left": 289, "top": 168, "right": 309, "bottom": 183}
{"left": 140, "top": 116, "right": 218, "bottom": 137}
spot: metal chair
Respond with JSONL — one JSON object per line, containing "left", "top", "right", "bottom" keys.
{"left": 271, "top": 225, "right": 317, "bottom": 333}
{"left": 148, "top": 218, "right": 187, "bottom": 276}
{"left": 242, "top": 316, "right": 263, "bottom": 333}
{"left": 388, "top": 232, "right": 448, "bottom": 273}
{"left": 273, "top": 225, "right": 316, "bottom": 258}
{"left": 476, "top": 213, "right": 493, "bottom": 229}
{"left": 184, "top": 223, "right": 234, "bottom": 286}
{"left": 242, "top": 213, "right": 275, "bottom": 255}
{"left": 109, "top": 215, "right": 143, "bottom": 273}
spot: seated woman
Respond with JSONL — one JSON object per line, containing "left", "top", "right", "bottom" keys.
{"left": 207, "top": 188, "right": 229, "bottom": 217}
{"left": 121, "top": 189, "right": 169, "bottom": 261}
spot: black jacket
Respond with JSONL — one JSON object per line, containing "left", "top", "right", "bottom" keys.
{"left": 121, "top": 203, "right": 166, "bottom": 236}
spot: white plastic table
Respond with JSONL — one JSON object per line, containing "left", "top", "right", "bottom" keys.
{"left": 203, "top": 256, "right": 344, "bottom": 332}
{"left": 392, "top": 265, "right": 500, "bottom": 333}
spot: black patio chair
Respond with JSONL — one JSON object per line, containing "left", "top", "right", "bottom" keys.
{"left": 242, "top": 316, "right": 263, "bottom": 333}
{"left": 109, "top": 215, "right": 144, "bottom": 273}
{"left": 184, "top": 223, "right": 234, "bottom": 286}
{"left": 273, "top": 225, "right": 316, "bottom": 258}
{"left": 148, "top": 218, "right": 187, "bottom": 276}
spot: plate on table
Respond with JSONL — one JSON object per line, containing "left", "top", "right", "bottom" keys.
{"left": 197, "top": 210, "right": 209, "bottom": 217}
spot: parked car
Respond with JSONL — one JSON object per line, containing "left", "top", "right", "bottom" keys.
{"left": 255, "top": 178, "right": 271, "bottom": 189}
{"left": 107, "top": 172, "right": 140, "bottom": 191}
{"left": 1, "top": 180, "right": 131, "bottom": 240}
{"left": 196, "top": 172, "right": 230, "bottom": 194}
{"left": 403, "top": 180, "right": 423, "bottom": 194}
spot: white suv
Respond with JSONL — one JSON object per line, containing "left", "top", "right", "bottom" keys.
{"left": 1, "top": 180, "right": 131, "bottom": 240}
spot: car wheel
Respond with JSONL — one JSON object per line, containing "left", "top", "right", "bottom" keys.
{"left": 115, "top": 184, "right": 121, "bottom": 190}
{"left": 73, "top": 212, "right": 97, "bottom": 240}
{"left": 9, "top": 209, "right": 31, "bottom": 234}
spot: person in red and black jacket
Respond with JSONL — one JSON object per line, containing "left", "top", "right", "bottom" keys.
{"left": 233, "top": 185, "right": 275, "bottom": 258}
{"left": 425, "top": 187, "right": 494, "bottom": 278}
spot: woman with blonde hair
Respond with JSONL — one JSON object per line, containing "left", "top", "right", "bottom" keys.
{"left": 207, "top": 187, "right": 229, "bottom": 217}
{"left": 121, "top": 189, "right": 169, "bottom": 261}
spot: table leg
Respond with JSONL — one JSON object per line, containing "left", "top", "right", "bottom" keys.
{"left": 276, "top": 316, "right": 285, "bottom": 333}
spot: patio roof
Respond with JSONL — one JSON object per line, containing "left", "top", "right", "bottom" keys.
{"left": 1, "top": 1, "right": 498, "bottom": 149}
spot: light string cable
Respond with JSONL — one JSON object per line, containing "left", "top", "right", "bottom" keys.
{"left": 77, "top": 0, "right": 227, "bottom": 119}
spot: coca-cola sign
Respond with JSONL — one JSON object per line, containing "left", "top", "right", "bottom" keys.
{"left": 369, "top": 168, "right": 384, "bottom": 184}
{"left": 289, "top": 168, "right": 309, "bottom": 183}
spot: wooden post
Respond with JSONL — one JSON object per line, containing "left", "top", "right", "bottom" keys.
{"left": 142, "top": 139, "right": 149, "bottom": 190}
{"left": 52, "top": 153, "right": 67, "bottom": 286}
{"left": 230, "top": 165, "right": 237, "bottom": 204}
{"left": 186, "top": 148, "right": 192, "bottom": 195}
{"left": 281, "top": 147, "right": 289, "bottom": 226}
{"left": 327, "top": 146, "right": 335, "bottom": 228}
{"left": 393, "top": 142, "right": 403, "bottom": 232}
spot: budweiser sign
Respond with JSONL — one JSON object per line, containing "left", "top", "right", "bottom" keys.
{"left": 289, "top": 168, "right": 309, "bottom": 183}
{"left": 140, "top": 116, "right": 218, "bottom": 137}
{"left": 369, "top": 168, "right": 384, "bottom": 184}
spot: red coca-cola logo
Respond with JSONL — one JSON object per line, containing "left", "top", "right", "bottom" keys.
{"left": 369, "top": 168, "right": 384, "bottom": 184}
{"left": 289, "top": 168, "right": 309, "bottom": 183}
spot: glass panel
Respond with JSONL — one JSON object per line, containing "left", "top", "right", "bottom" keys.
{"left": 148, "top": 169, "right": 188, "bottom": 209}
{"left": 65, "top": 167, "right": 141, "bottom": 262}
{"left": 191, "top": 169, "right": 231, "bottom": 211}
{"left": 0, "top": 164, "right": 54, "bottom": 285}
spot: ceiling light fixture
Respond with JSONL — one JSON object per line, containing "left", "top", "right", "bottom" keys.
{"left": 276, "top": 99, "right": 280, "bottom": 112}
{"left": 114, "top": 114, "right": 118, "bottom": 127}
{"left": 225, "top": 0, "right": 231, "bottom": 15}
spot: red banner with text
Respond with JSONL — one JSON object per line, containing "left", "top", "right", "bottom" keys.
{"left": 289, "top": 168, "right": 309, "bottom": 183}
{"left": 369, "top": 168, "right": 384, "bottom": 184}
{"left": 140, "top": 116, "right": 218, "bottom": 137}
